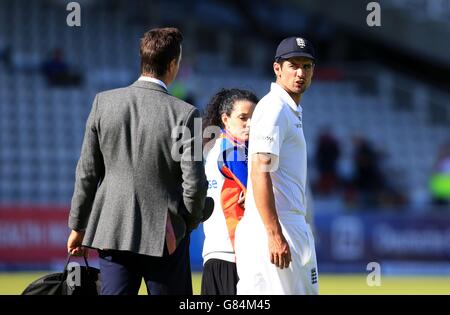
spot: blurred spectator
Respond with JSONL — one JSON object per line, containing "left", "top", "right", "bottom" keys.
{"left": 41, "top": 48, "right": 82, "bottom": 87}
{"left": 0, "top": 39, "right": 12, "bottom": 72}
{"left": 351, "top": 136, "right": 384, "bottom": 208}
{"left": 169, "top": 55, "right": 196, "bottom": 105}
{"left": 169, "top": 80, "right": 196, "bottom": 105}
{"left": 345, "top": 136, "right": 406, "bottom": 209}
{"left": 314, "top": 127, "right": 341, "bottom": 195}
{"left": 429, "top": 142, "right": 450, "bottom": 207}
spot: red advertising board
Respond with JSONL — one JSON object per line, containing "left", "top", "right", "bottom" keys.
{"left": 0, "top": 206, "right": 72, "bottom": 262}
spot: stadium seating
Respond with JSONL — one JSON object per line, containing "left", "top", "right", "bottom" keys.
{"left": 0, "top": 0, "right": 449, "bottom": 210}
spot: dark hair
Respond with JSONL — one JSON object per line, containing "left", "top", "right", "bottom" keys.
{"left": 140, "top": 27, "right": 183, "bottom": 77}
{"left": 202, "top": 88, "right": 258, "bottom": 146}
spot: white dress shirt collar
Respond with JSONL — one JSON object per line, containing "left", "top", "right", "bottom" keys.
{"left": 138, "top": 76, "right": 168, "bottom": 91}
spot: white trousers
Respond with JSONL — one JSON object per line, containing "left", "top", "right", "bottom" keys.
{"left": 235, "top": 211, "right": 318, "bottom": 295}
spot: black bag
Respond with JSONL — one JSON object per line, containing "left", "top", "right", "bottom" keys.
{"left": 22, "top": 254, "right": 101, "bottom": 295}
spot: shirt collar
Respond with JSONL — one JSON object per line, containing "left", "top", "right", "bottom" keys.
{"left": 138, "top": 76, "right": 168, "bottom": 91}
{"left": 270, "top": 82, "right": 302, "bottom": 114}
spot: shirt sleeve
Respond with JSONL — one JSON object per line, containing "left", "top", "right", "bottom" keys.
{"left": 69, "top": 94, "right": 105, "bottom": 231}
{"left": 249, "top": 103, "right": 287, "bottom": 157}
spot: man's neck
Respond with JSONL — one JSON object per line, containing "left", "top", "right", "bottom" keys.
{"left": 276, "top": 81, "right": 301, "bottom": 105}
{"left": 289, "top": 92, "right": 301, "bottom": 105}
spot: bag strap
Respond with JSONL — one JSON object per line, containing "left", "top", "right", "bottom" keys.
{"left": 64, "top": 253, "right": 91, "bottom": 269}
{"left": 63, "top": 253, "right": 72, "bottom": 273}
{"left": 63, "top": 253, "right": 93, "bottom": 280}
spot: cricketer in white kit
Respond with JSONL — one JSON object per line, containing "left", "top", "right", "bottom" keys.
{"left": 235, "top": 36, "right": 319, "bottom": 295}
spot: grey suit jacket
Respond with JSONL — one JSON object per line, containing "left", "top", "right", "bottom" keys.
{"left": 68, "top": 80, "right": 207, "bottom": 257}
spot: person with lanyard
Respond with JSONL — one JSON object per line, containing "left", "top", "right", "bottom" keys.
{"left": 235, "top": 36, "right": 319, "bottom": 294}
{"left": 201, "top": 89, "right": 258, "bottom": 295}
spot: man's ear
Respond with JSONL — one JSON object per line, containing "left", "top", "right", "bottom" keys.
{"left": 273, "top": 62, "right": 281, "bottom": 77}
{"left": 169, "top": 58, "right": 177, "bottom": 73}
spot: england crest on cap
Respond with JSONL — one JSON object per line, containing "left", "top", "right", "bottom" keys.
{"left": 296, "top": 38, "right": 306, "bottom": 48}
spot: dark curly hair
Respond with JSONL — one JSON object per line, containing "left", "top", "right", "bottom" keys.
{"left": 202, "top": 88, "right": 258, "bottom": 147}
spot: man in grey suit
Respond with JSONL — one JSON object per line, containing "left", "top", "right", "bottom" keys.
{"left": 67, "top": 27, "right": 209, "bottom": 295}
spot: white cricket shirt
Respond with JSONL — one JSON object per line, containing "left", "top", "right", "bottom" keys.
{"left": 245, "top": 82, "right": 307, "bottom": 221}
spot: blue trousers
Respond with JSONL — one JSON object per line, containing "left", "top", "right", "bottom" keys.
{"left": 98, "top": 236, "right": 192, "bottom": 295}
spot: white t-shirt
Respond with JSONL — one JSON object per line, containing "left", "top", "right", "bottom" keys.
{"left": 245, "top": 82, "right": 307, "bottom": 221}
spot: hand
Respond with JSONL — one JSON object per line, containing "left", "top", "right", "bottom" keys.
{"left": 267, "top": 230, "right": 291, "bottom": 269}
{"left": 67, "top": 230, "right": 89, "bottom": 257}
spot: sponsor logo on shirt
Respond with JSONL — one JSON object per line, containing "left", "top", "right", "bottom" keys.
{"left": 255, "top": 135, "right": 275, "bottom": 143}
{"left": 208, "top": 179, "right": 218, "bottom": 189}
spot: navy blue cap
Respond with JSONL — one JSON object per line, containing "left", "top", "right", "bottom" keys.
{"left": 275, "top": 36, "right": 315, "bottom": 62}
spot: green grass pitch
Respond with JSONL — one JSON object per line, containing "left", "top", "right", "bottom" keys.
{"left": 1, "top": 272, "right": 449, "bottom": 295}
